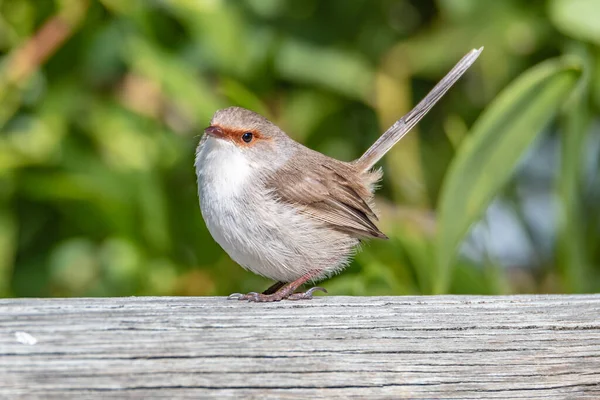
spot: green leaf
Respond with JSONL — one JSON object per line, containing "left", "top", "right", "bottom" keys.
{"left": 549, "top": 0, "right": 600, "bottom": 46}
{"left": 555, "top": 46, "right": 593, "bottom": 293}
{"left": 435, "top": 56, "right": 583, "bottom": 294}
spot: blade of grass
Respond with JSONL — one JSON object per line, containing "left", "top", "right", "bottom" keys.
{"left": 556, "top": 45, "right": 592, "bottom": 293}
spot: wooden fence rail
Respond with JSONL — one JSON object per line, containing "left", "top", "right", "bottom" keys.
{"left": 1, "top": 295, "right": 600, "bottom": 399}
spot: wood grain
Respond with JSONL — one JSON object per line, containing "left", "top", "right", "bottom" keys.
{"left": 1, "top": 295, "right": 599, "bottom": 399}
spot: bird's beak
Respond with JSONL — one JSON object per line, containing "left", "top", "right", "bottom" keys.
{"left": 205, "top": 125, "right": 225, "bottom": 138}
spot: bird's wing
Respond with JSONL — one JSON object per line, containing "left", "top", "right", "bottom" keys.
{"left": 265, "top": 157, "right": 387, "bottom": 240}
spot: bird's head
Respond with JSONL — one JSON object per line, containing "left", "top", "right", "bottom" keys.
{"left": 199, "top": 106, "right": 295, "bottom": 175}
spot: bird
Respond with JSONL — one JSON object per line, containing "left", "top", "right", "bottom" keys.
{"left": 195, "top": 48, "right": 482, "bottom": 302}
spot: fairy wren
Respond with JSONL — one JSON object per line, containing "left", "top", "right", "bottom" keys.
{"left": 195, "top": 48, "right": 482, "bottom": 302}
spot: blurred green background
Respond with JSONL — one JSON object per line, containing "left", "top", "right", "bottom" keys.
{"left": 1, "top": 0, "right": 599, "bottom": 298}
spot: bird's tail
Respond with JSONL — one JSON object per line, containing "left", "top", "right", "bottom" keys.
{"left": 355, "top": 47, "right": 483, "bottom": 172}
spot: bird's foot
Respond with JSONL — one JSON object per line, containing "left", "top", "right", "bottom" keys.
{"left": 227, "top": 286, "right": 327, "bottom": 302}
{"left": 227, "top": 292, "right": 259, "bottom": 301}
{"left": 227, "top": 272, "right": 325, "bottom": 302}
{"left": 287, "top": 287, "right": 327, "bottom": 300}
{"left": 227, "top": 291, "right": 284, "bottom": 302}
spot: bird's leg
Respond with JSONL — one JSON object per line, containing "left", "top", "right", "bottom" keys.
{"left": 262, "top": 281, "right": 286, "bottom": 295}
{"left": 228, "top": 272, "right": 327, "bottom": 302}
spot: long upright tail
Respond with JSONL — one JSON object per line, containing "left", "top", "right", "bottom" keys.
{"left": 355, "top": 47, "right": 483, "bottom": 172}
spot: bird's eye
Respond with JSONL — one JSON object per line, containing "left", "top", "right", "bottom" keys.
{"left": 241, "top": 132, "right": 253, "bottom": 143}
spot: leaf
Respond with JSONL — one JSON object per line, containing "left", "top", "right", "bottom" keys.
{"left": 555, "top": 46, "right": 593, "bottom": 293}
{"left": 549, "top": 0, "right": 600, "bottom": 46}
{"left": 435, "top": 56, "right": 583, "bottom": 294}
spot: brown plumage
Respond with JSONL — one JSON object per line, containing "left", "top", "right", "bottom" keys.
{"left": 266, "top": 149, "right": 387, "bottom": 239}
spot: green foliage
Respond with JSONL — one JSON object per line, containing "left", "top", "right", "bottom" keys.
{"left": 0, "top": 0, "right": 599, "bottom": 298}
{"left": 549, "top": 0, "right": 600, "bottom": 46}
{"left": 436, "top": 56, "right": 583, "bottom": 294}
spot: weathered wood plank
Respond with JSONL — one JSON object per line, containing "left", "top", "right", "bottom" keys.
{"left": 1, "top": 295, "right": 599, "bottom": 399}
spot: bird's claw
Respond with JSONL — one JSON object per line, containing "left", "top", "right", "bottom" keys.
{"left": 227, "top": 292, "right": 258, "bottom": 300}
{"left": 288, "top": 286, "right": 327, "bottom": 300}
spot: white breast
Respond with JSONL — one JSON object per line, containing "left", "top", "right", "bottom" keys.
{"left": 195, "top": 137, "right": 358, "bottom": 282}
{"left": 195, "top": 137, "right": 252, "bottom": 198}
{"left": 195, "top": 137, "right": 255, "bottom": 269}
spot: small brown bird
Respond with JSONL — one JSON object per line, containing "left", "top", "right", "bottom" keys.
{"left": 195, "top": 48, "right": 482, "bottom": 301}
